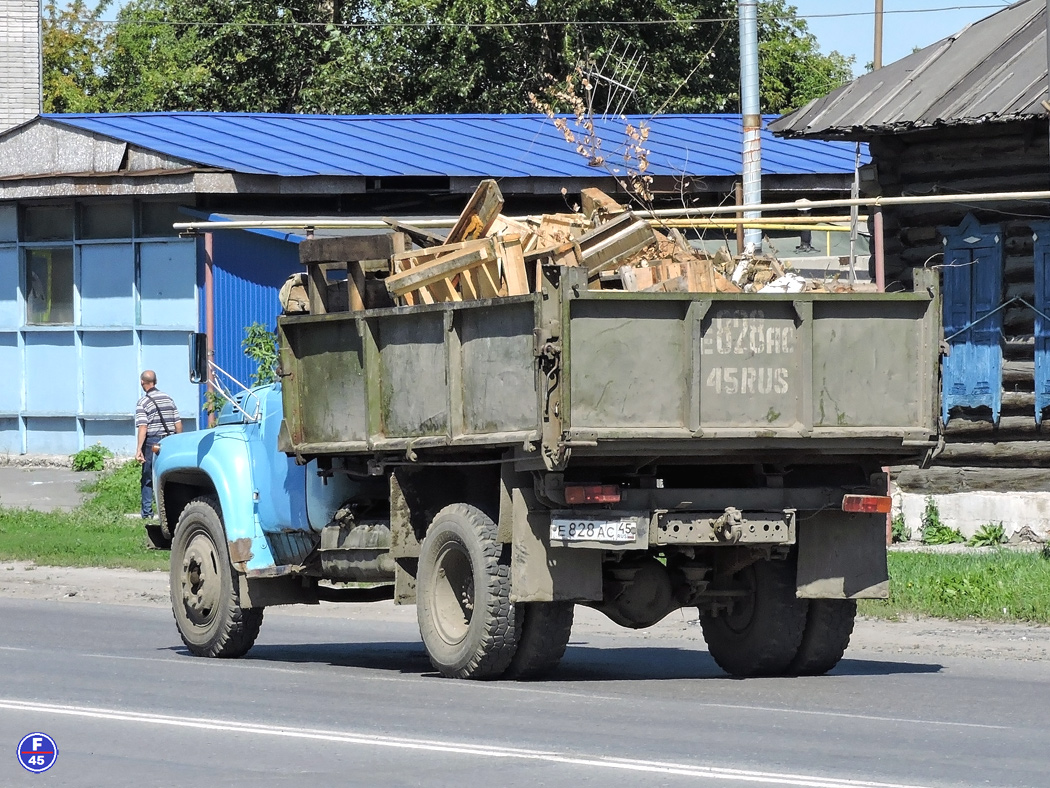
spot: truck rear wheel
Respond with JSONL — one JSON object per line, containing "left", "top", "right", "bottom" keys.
{"left": 505, "top": 602, "right": 574, "bottom": 680}
{"left": 170, "top": 497, "right": 263, "bottom": 658}
{"left": 416, "top": 503, "right": 519, "bottom": 679}
{"left": 699, "top": 556, "right": 807, "bottom": 677}
{"left": 787, "top": 599, "right": 857, "bottom": 676}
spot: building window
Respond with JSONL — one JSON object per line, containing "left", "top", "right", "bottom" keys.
{"left": 23, "top": 205, "right": 74, "bottom": 242}
{"left": 139, "top": 202, "right": 183, "bottom": 237}
{"left": 81, "top": 201, "right": 133, "bottom": 240}
{"left": 25, "top": 248, "right": 74, "bottom": 324}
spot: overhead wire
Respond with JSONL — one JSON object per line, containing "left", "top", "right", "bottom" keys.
{"left": 58, "top": 4, "right": 1010, "bottom": 31}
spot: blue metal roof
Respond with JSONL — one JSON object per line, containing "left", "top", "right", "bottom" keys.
{"left": 44, "top": 113, "right": 866, "bottom": 178}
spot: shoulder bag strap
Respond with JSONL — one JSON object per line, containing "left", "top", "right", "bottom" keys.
{"left": 144, "top": 390, "right": 172, "bottom": 436}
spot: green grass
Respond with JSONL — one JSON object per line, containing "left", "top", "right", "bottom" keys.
{"left": 78, "top": 460, "right": 142, "bottom": 516}
{"left": 4, "top": 463, "right": 1050, "bottom": 624}
{"left": 0, "top": 460, "right": 167, "bottom": 571}
{"left": 859, "top": 550, "right": 1050, "bottom": 625}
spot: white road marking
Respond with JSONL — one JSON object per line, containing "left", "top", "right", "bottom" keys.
{"left": 0, "top": 646, "right": 28, "bottom": 651}
{"left": 694, "top": 702, "right": 1010, "bottom": 731}
{"left": 0, "top": 698, "right": 934, "bottom": 788}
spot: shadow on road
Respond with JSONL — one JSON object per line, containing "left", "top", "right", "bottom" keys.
{"left": 829, "top": 657, "right": 942, "bottom": 677}
{"left": 237, "top": 641, "right": 433, "bottom": 675}
{"left": 167, "top": 641, "right": 942, "bottom": 682}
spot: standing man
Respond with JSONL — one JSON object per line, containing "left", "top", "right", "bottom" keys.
{"left": 135, "top": 370, "right": 182, "bottom": 520}
{"left": 794, "top": 198, "right": 816, "bottom": 253}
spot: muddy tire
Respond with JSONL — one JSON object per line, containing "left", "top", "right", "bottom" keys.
{"left": 170, "top": 497, "right": 263, "bottom": 658}
{"left": 416, "top": 503, "right": 519, "bottom": 679}
{"left": 787, "top": 599, "right": 857, "bottom": 676}
{"left": 699, "top": 556, "right": 808, "bottom": 677}
{"left": 505, "top": 602, "right": 574, "bottom": 680}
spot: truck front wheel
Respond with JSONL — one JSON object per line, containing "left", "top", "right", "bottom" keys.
{"left": 699, "top": 556, "right": 807, "bottom": 677}
{"left": 416, "top": 503, "right": 519, "bottom": 679}
{"left": 170, "top": 497, "right": 263, "bottom": 658}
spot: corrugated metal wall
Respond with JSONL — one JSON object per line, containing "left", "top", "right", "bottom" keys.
{"left": 209, "top": 230, "right": 300, "bottom": 404}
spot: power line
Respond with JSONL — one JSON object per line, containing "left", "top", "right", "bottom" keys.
{"left": 53, "top": 4, "right": 1010, "bottom": 32}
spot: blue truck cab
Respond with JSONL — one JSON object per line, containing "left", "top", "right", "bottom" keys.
{"left": 152, "top": 382, "right": 369, "bottom": 656}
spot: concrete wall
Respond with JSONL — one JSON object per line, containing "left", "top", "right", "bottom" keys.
{"left": 893, "top": 488, "right": 1050, "bottom": 544}
{"left": 0, "top": 0, "right": 41, "bottom": 133}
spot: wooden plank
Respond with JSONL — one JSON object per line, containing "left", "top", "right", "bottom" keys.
{"left": 306, "top": 262, "right": 332, "bottom": 314}
{"left": 522, "top": 241, "right": 583, "bottom": 293}
{"left": 489, "top": 214, "right": 533, "bottom": 239}
{"left": 348, "top": 260, "right": 365, "bottom": 312}
{"left": 299, "top": 233, "right": 408, "bottom": 264}
{"left": 386, "top": 239, "right": 498, "bottom": 296}
{"left": 459, "top": 268, "right": 479, "bottom": 300}
{"left": 465, "top": 257, "right": 502, "bottom": 299}
{"left": 550, "top": 242, "right": 583, "bottom": 267}
{"left": 577, "top": 212, "right": 657, "bottom": 278}
{"left": 427, "top": 277, "right": 461, "bottom": 303}
{"left": 642, "top": 275, "right": 689, "bottom": 293}
{"left": 1003, "top": 360, "right": 1034, "bottom": 383}
{"left": 382, "top": 218, "right": 447, "bottom": 249}
{"left": 531, "top": 213, "right": 590, "bottom": 249}
{"left": 393, "top": 238, "right": 489, "bottom": 267}
{"left": 619, "top": 265, "right": 654, "bottom": 292}
{"left": 944, "top": 415, "right": 1041, "bottom": 435}
{"left": 895, "top": 466, "right": 1050, "bottom": 494}
{"left": 680, "top": 254, "right": 718, "bottom": 292}
{"left": 934, "top": 440, "right": 1050, "bottom": 467}
{"left": 446, "top": 179, "right": 504, "bottom": 244}
{"left": 580, "top": 187, "right": 625, "bottom": 220}
{"left": 497, "top": 235, "right": 529, "bottom": 296}
{"left": 1002, "top": 391, "right": 1036, "bottom": 409}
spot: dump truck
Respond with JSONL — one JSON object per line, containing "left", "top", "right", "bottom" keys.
{"left": 154, "top": 263, "right": 939, "bottom": 680}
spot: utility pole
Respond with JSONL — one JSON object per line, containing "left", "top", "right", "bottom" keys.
{"left": 874, "top": 0, "right": 884, "bottom": 70}
{"left": 738, "top": 0, "right": 762, "bottom": 248}
{"left": 871, "top": 0, "right": 886, "bottom": 291}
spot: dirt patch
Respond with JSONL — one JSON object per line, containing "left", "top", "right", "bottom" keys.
{"left": 0, "top": 561, "right": 170, "bottom": 606}
{"left": 4, "top": 560, "right": 1049, "bottom": 662}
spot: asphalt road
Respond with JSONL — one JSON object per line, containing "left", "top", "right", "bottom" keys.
{"left": 0, "top": 598, "right": 1047, "bottom": 788}
{"left": 0, "top": 467, "right": 90, "bottom": 511}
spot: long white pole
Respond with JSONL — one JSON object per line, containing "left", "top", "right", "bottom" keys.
{"left": 172, "top": 190, "right": 1050, "bottom": 233}
{"left": 738, "top": 0, "right": 763, "bottom": 247}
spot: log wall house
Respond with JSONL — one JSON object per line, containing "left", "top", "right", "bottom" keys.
{"left": 770, "top": 0, "right": 1050, "bottom": 538}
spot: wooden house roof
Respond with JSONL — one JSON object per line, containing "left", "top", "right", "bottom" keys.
{"left": 769, "top": 0, "right": 1049, "bottom": 141}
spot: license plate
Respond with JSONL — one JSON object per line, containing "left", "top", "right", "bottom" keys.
{"left": 550, "top": 518, "right": 637, "bottom": 543}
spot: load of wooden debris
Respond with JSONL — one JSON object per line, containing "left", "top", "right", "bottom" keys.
{"left": 282, "top": 180, "right": 843, "bottom": 315}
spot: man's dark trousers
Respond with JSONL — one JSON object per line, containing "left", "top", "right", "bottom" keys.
{"left": 141, "top": 436, "right": 160, "bottom": 519}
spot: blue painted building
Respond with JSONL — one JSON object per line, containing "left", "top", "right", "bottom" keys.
{"left": 0, "top": 112, "right": 866, "bottom": 456}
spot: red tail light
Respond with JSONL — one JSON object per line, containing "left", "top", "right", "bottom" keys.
{"left": 842, "top": 494, "right": 892, "bottom": 514}
{"left": 564, "top": 484, "right": 621, "bottom": 505}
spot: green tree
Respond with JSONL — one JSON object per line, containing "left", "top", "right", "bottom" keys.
{"left": 101, "top": 0, "right": 339, "bottom": 111}
{"left": 42, "top": 0, "right": 110, "bottom": 112}
{"left": 43, "top": 0, "right": 852, "bottom": 116}
{"left": 758, "top": 0, "right": 854, "bottom": 113}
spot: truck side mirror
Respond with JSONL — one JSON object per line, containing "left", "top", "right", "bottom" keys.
{"left": 189, "top": 333, "right": 208, "bottom": 383}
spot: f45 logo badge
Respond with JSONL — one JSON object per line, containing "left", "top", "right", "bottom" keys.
{"left": 18, "top": 732, "right": 58, "bottom": 773}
